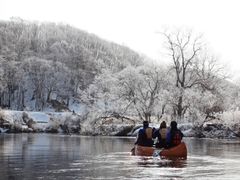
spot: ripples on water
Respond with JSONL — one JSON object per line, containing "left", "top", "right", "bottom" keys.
{"left": 1, "top": 134, "right": 240, "bottom": 179}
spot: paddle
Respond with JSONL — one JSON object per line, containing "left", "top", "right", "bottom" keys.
{"left": 130, "top": 147, "right": 135, "bottom": 155}
{"left": 153, "top": 149, "right": 162, "bottom": 157}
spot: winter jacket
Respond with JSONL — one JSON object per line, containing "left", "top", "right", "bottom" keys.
{"left": 166, "top": 129, "right": 183, "bottom": 148}
{"left": 135, "top": 127, "right": 154, "bottom": 147}
{"left": 153, "top": 128, "right": 168, "bottom": 148}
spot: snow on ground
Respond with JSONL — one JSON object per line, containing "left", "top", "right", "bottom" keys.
{"left": 0, "top": 110, "right": 80, "bottom": 133}
{"left": 1, "top": 109, "right": 240, "bottom": 139}
{"left": 221, "top": 111, "right": 240, "bottom": 124}
{"left": 0, "top": 128, "right": 8, "bottom": 133}
{"left": 67, "top": 98, "right": 87, "bottom": 114}
{"left": 28, "top": 112, "right": 49, "bottom": 123}
{"left": 2, "top": 110, "right": 53, "bottom": 124}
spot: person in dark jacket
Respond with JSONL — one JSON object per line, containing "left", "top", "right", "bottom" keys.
{"left": 153, "top": 121, "right": 168, "bottom": 148}
{"left": 166, "top": 121, "right": 183, "bottom": 148}
{"left": 135, "top": 121, "right": 154, "bottom": 147}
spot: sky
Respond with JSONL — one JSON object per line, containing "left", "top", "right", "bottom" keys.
{"left": 1, "top": 0, "right": 240, "bottom": 80}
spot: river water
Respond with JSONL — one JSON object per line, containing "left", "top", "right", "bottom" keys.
{"left": 0, "top": 134, "right": 240, "bottom": 179}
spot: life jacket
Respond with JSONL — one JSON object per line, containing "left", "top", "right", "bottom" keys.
{"left": 136, "top": 127, "right": 153, "bottom": 147}
{"left": 172, "top": 130, "right": 182, "bottom": 146}
{"left": 159, "top": 128, "right": 167, "bottom": 139}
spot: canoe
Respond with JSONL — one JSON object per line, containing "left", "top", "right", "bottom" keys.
{"left": 134, "top": 145, "right": 155, "bottom": 156}
{"left": 132, "top": 142, "right": 187, "bottom": 158}
{"left": 160, "top": 142, "right": 187, "bottom": 158}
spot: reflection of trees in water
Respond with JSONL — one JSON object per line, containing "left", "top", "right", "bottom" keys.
{"left": 186, "top": 138, "right": 226, "bottom": 157}
{"left": 47, "top": 135, "right": 82, "bottom": 160}
{"left": 137, "top": 157, "right": 187, "bottom": 168}
{"left": 78, "top": 136, "right": 135, "bottom": 155}
{"left": 22, "top": 134, "right": 35, "bottom": 159}
{"left": 1, "top": 136, "right": 240, "bottom": 179}
{"left": 0, "top": 134, "right": 37, "bottom": 179}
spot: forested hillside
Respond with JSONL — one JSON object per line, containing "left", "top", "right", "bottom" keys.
{"left": 1, "top": 18, "right": 240, "bottom": 126}
{"left": 0, "top": 18, "right": 143, "bottom": 111}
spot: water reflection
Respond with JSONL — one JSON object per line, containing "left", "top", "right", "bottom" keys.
{"left": 1, "top": 134, "right": 240, "bottom": 179}
{"left": 136, "top": 156, "right": 187, "bottom": 168}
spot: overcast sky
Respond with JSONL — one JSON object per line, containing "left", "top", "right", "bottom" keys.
{"left": 1, "top": 0, "right": 240, "bottom": 80}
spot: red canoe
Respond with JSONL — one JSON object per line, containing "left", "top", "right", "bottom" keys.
{"left": 132, "top": 142, "right": 187, "bottom": 158}
{"left": 160, "top": 142, "right": 187, "bottom": 158}
{"left": 134, "top": 145, "right": 155, "bottom": 156}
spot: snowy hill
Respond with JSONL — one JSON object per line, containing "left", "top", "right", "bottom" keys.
{"left": 0, "top": 19, "right": 143, "bottom": 112}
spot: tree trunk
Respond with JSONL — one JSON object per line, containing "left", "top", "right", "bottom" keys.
{"left": 66, "top": 97, "right": 70, "bottom": 107}
{"left": 144, "top": 112, "right": 151, "bottom": 123}
{"left": 177, "top": 96, "right": 183, "bottom": 121}
{"left": 8, "top": 91, "right": 11, "bottom": 108}
{"left": 21, "top": 90, "right": 25, "bottom": 110}
{"left": 0, "top": 93, "right": 2, "bottom": 107}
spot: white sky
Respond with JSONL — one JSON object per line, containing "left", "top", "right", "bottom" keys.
{"left": 1, "top": 0, "right": 240, "bottom": 80}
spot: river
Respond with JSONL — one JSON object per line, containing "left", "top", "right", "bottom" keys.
{"left": 0, "top": 134, "right": 240, "bottom": 179}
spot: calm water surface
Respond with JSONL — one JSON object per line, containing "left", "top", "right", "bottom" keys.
{"left": 0, "top": 134, "right": 240, "bottom": 179}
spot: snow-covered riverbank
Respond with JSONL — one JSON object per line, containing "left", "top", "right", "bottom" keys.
{"left": 0, "top": 110, "right": 240, "bottom": 139}
{"left": 0, "top": 110, "right": 81, "bottom": 133}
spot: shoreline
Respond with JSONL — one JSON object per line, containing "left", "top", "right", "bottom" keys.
{"left": 1, "top": 110, "right": 240, "bottom": 139}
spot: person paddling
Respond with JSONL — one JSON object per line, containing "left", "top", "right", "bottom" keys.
{"left": 153, "top": 121, "right": 168, "bottom": 148}
{"left": 166, "top": 121, "right": 183, "bottom": 148}
{"left": 131, "top": 121, "right": 154, "bottom": 155}
{"left": 135, "top": 121, "right": 154, "bottom": 147}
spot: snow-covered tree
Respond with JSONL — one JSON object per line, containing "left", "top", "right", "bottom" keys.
{"left": 163, "top": 29, "right": 226, "bottom": 121}
{"left": 117, "top": 64, "right": 168, "bottom": 122}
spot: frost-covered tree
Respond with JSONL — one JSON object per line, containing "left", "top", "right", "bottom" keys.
{"left": 0, "top": 19, "right": 144, "bottom": 111}
{"left": 117, "top": 64, "right": 168, "bottom": 122}
{"left": 0, "top": 60, "right": 23, "bottom": 108}
{"left": 163, "top": 29, "right": 225, "bottom": 121}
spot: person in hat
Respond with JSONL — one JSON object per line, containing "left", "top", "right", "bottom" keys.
{"left": 166, "top": 121, "right": 183, "bottom": 148}
{"left": 153, "top": 121, "right": 168, "bottom": 148}
{"left": 135, "top": 121, "right": 154, "bottom": 147}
